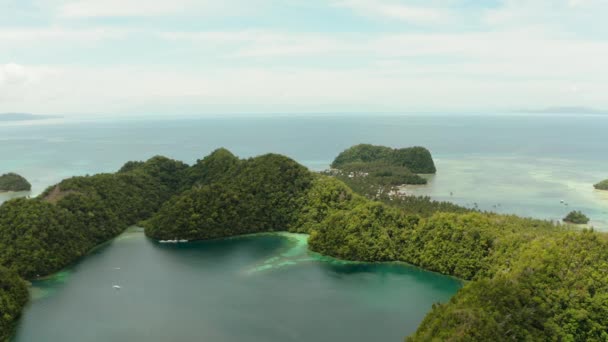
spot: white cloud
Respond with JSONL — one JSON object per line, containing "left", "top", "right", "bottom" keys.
{"left": 334, "top": 0, "right": 451, "bottom": 24}
{"left": 1, "top": 0, "right": 608, "bottom": 115}
{"left": 61, "top": 0, "right": 189, "bottom": 17}
{"left": 58, "top": 0, "right": 256, "bottom": 18}
{"left": 0, "top": 27, "right": 127, "bottom": 44}
{"left": 483, "top": 0, "right": 608, "bottom": 29}
{"left": 158, "top": 28, "right": 608, "bottom": 79}
{"left": 0, "top": 63, "right": 30, "bottom": 85}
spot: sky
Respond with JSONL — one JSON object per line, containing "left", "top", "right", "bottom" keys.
{"left": 0, "top": 0, "right": 607, "bottom": 116}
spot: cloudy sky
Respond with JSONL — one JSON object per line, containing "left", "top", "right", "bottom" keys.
{"left": 1, "top": 0, "right": 607, "bottom": 116}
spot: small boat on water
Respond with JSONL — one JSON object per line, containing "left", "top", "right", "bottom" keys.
{"left": 160, "top": 238, "right": 189, "bottom": 243}
{"left": 113, "top": 285, "right": 121, "bottom": 290}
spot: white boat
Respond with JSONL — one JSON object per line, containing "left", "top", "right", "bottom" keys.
{"left": 113, "top": 285, "right": 121, "bottom": 290}
{"left": 160, "top": 239, "right": 187, "bottom": 243}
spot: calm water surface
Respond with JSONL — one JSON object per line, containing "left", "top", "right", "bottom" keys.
{"left": 13, "top": 230, "right": 460, "bottom": 342}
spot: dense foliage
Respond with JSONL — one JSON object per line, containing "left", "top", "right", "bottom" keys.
{"left": 144, "top": 153, "right": 314, "bottom": 240}
{"left": 0, "top": 156, "right": 188, "bottom": 278}
{"left": 184, "top": 148, "right": 240, "bottom": 188}
{"left": 290, "top": 176, "right": 366, "bottom": 233}
{"left": 378, "top": 194, "right": 471, "bottom": 218}
{"left": 563, "top": 210, "right": 590, "bottom": 224}
{"left": 309, "top": 207, "right": 563, "bottom": 280}
{"left": 331, "top": 144, "right": 436, "bottom": 174}
{"left": 594, "top": 179, "right": 608, "bottom": 190}
{"left": 410, "top": 231, "right": 608, "bottom": 341}
{"left": 326, "top": 161, "right": 427, "bottom": 191}
{"left": 0, "top": 173, "right": 31, "bottom": 192}
{"left": 0, "top": 266, "right": 28, "bottom": 342}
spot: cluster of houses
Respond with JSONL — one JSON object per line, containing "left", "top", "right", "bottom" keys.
{"left": 323, "top": 168, "right": 370, "bottom": 178}
{"left": 375, "top": 186, "right": 407, "bottom": 200}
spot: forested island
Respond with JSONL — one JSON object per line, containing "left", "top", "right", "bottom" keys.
{"left": 0, "top": 173, "right": 31, "bottom": 192}
{"left": 595, "top": 179, "right": 608, "bottom": 190}
{"left": 1, "top": 145, "right": 607, "bottom": 341}
{"left": 563, "top": 210, "right": 590, "bottom": 224}
{"left": 325, "top": 144, "right": 436, "bottom": 188}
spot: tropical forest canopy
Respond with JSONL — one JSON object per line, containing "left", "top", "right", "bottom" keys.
{"left": 0, "top": 266, "right": 27, "bottom": 342}
{"left": 563, "top": 210, "right": 590, "bottom": 225}
{"left": 326, "top": 144, "right": 437, "bottom": 188}
{"left": 1, "top": 144, "right": 607, "bottom": 341}
{"left": 331, "top": 144, "right": 437, "bottom": 174}
{"left": 0, "top": 173, "right": 31, "bottom": 192}
{"left": 594, "top": 179, "right": 608, "bottom": 190}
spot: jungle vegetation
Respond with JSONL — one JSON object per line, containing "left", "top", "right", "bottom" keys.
{"left": 0, "top": 155, "right": 189, "bottom": 338}
{"left": 594, "top": 179, "right": 608, "bottom": 190}
{"left": 563, "top": 210, "right": 590, "bottom": 224}
{"left": 0, "top": 266, "right": 27, "bottom": 342}
{"left": 331, "top": 144, "right": 436, "bottom": 174}
{"left": 143, "top": 152, "right": 314, "bottom": 240}
{"left": 0, "top": 173, "right": 31, "bottom": 192}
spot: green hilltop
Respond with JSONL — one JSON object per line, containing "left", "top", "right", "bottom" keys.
{"left": 332, "top": 144, "right": 436, "bottom": 173}
{"left": 0, "top": 173, "right": 31, "bottom": 192}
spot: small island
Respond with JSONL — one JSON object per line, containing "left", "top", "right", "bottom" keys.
{"left": 331, "top": 144, "right": 437, "bottom": 174}
{"left": 563, "top": 210, "right": 590, "bottom": 224}
{"left": 594, "top": 179, "right": 608, "bottom": 191}
{"left": 0, "top": 173, "right": 31, "bottom": 192}
{"left": 326, "top": 144, "right": 436, "bottom": 196}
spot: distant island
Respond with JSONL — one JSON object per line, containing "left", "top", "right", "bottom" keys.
{"left": 331, "top": 144, "right": 437, "bottom": 173}
{"left": 563, "top": 210, "right": 590, "bottom": 224}
{"left": 522, "top": 106, "right": 608, "bottom": 115}
{"left": 594, "top": 179, "right": 608, "bottom": 191}
{"left": 0, "top": 173, "right": 31, "bottom": 192}
{"left": 0, "top": 113, "right": 61, "bottom": 122}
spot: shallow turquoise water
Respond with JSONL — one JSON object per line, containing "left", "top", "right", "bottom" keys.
{"left": 12, "top": 231, "right": 461, "bottom": 342}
